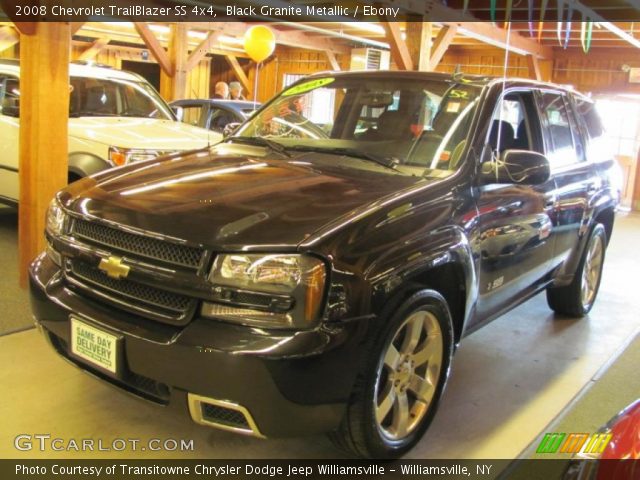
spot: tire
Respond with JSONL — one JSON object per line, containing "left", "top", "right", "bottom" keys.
{"left": 329, "top": 290, "right": 454, "bottom": 458}
{"left": 547, "top": 223, "right": 607, "bottom": 317}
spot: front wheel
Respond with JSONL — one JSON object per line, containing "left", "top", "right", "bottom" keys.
{"left": 330, "top": 290, "right": 454, "bottom": 458}
{"left": 547, "top": 223, "right": 607, "bottom": 317}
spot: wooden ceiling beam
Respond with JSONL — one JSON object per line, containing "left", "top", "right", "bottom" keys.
{"left": 443, "top": 21, "right": 553, "bottom": 59}
{"left": 429, "top": 25, "right": 458, "bottom": 70}
{"left": 225, "top": 55, "right": 252, "bottom": 97}
{"left": 0, "top": 25, "right": 18, "bottom": 52}
{"left": 77, "top": 37, "right": 109, "bottom": 61}
{"left": 185, "top": 31, "right": 220, "bottom": 71}
{"left": 187, "top": 22, "right": 350, "bottom": 55}
{"left": 381, "top": 21, "right": 413, "bottom": 70}
{"left": 70, "top": 22, "right": 85, "bottom": 35}
{"left": 133, "top": 22, "right": 173, "bottom": 76}
{"left": 325, "top": 50, "right": 341, "bottom": 71}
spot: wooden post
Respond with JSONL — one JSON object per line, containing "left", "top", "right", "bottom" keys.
{"left": 18, "top": 22, "right": 70, "bottom": 287}
{"left": 405, "top": 21, "right": 433, "bottom": 71}
{"left": 160, "top": 24, "right": 187, "bottom": 101}
{"left": 381, "top": 21, "right": 413, "bottom": 71}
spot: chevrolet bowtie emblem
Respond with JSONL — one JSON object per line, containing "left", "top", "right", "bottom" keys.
{"left": 98, "top": 256, "right": 130, "bottom": 280}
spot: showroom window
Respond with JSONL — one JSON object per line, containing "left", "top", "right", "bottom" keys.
{"left": 283, "top": 73, "right": 335, "bottom": 125}
{"left": 595, "top": 96, "right": 640, "bottom": 158}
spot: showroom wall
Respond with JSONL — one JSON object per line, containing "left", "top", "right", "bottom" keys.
{"left": 211, "top": 46, "right": 350, "bottom": 103}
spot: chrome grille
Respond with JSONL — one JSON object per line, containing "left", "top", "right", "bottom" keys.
{"left": 66, "top": 259, "right": 196, "bottom": 324}
{"left": 72, "top": 219, "right": 205, "bottom": 269}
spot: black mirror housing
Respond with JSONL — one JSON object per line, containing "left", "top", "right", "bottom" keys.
{"left": 480, "top": 150, "right": 551, "bottom": 186}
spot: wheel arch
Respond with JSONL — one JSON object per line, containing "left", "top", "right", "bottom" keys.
{"left": 68, "top": 152, "right": 111, "bottom": 180}
{"left": 368, "top": 227, "right": 477, "bottom": 344}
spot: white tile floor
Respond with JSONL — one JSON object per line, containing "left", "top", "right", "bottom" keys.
{"left": 1, "top": 214, "right": 639, "bottom": 459}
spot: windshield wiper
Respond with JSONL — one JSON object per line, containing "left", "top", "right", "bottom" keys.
{"left": 228, "top": 136, "right": 292, "bottom": 158}
{"left": 288, "top": 146, "right": 399, "bottom": 171}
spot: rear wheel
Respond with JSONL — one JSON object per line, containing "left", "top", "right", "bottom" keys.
{"left": 547, "top": 223, "right": 607, "bottom": 317}
{"left": 330, "top": 290, "right": 454, "bottom": 458}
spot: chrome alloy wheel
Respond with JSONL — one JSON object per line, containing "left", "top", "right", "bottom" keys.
{"left": 374, "top": 310, "right": 443, "bottom": 441}
{"left": 581, "top": 234, "right": 604, "bottom": 308}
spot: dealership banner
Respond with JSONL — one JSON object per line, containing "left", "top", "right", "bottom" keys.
{"left": 2, "top": 0, "right": 640, "bottom": 22}
{"left": 2, "top": 459, "right": 640, "bottom": 480}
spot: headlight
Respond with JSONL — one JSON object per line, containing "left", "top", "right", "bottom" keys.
{"left": 45, "top": 198, "right": 67, "bottom": 236}
{"left": 202, "top": 254, "right": 326, "bottom": 329}
{"left": 108, "top": 146, "right": 159, "bottom": 166}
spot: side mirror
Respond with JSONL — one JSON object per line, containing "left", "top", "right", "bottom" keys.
{"left": 223, "top": 122, "right": 241, "bottom": 138}
{"left": 480, "top": 150, "right": 550, "bottom": 185}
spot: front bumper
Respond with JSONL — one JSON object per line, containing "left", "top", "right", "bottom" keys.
{"left": 30, "top": 253, "right": 369, "bottom": 438}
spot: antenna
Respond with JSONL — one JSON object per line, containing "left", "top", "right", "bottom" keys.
{"left": 494, "top": 21, "right": 513, "bottom": 182}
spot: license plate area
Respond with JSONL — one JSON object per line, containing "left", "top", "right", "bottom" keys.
{"left": 70, "top": 317, "right": 120, "bottom": 375}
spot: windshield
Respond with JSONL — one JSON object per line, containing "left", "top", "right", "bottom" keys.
{"left": 236, "top": 75, "right": 481, "bottom": 177}
{"left": 69, "top": 76, "right": 174, "bottom": 120}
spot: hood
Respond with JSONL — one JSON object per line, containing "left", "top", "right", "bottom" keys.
{"left": 68, "top": 117, "right": 217, "bottom": 151}
{"left": 60, "top": 144, "right": 421, "bottom": 250}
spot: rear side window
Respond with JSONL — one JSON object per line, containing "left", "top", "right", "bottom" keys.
{"left": 537, "top": 92, "right": 581, "bottom": 168}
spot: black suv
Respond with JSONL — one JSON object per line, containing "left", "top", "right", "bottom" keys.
{"left": 30, "top": 71, "right": 620, "bottom": 458}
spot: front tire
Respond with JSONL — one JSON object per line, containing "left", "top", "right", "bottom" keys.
{"left": 330, "top": 290, "right": 454, "bottom": 458}
{"left": 547, "top": 223, "right": 607, "bottom": 317}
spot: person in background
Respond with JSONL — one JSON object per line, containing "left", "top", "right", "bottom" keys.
{"left": 213, "top": 81, "right": 229, "bottom": 99}
{"left": 229, "top": 81, "right": 246, "bottom": 100}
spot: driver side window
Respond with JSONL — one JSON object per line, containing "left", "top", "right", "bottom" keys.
{"left": 488, "top": 90, "right": 542, "bottom": 156}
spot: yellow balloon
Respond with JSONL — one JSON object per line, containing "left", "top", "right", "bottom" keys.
{"left": 244, "top": 25, "right": 276, "bottom": 63}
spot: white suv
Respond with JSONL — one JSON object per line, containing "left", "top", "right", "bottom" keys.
{"left": 0, "top": 59, "right": 220, "bottom": 204}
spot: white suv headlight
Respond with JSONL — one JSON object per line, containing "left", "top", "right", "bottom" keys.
{"left": 202, "top": 254, "right": 326, "bottom": 329}
{"left": 108, "top": 146, "right": 159, "bottom": 166}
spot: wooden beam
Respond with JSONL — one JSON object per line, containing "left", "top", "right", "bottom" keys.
{"left": 325, "top": 50, "right": 341, "bottom": 71}
{"left": 381, "top": 21, "right": 413, "bottom": 71}
{"left": 18, "top": 22, "right": 70, "bottom": 287}
{"left": 77, "top": 37, "right": 109, "bottom": 61}
{"left": 225, "top": 55, "right": 252, "bottom": 97}
{"left": 188, "top": 22, "right": 350, "bottom": 55}
{"left": 13, "top": 22, "right": 36, "bottom": 36}
{"left": 70, "top": 22, "right": 85, "bottom": 35}
{"left": 429, "top": 25, "right": 458, "bottom": 70}
{"left": 0, "top": 25, "right": 18, "bottom": 53}
{"left": 185, "top": 31, "right": 220, "bottom": 72}
{"left": 160, "top": 24, "right": 187, "bottom": 101}
{"left": 133, "top": 22, "right": 173, "bottom": 76}
{"left": 526, "top": 54, "right": 542, "bottom": 81}
{"left": 444, "top": 21, "right": 552, "bottom": 59}
{"left": 405, "top": 21, "right": 433, "bottom": 71}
